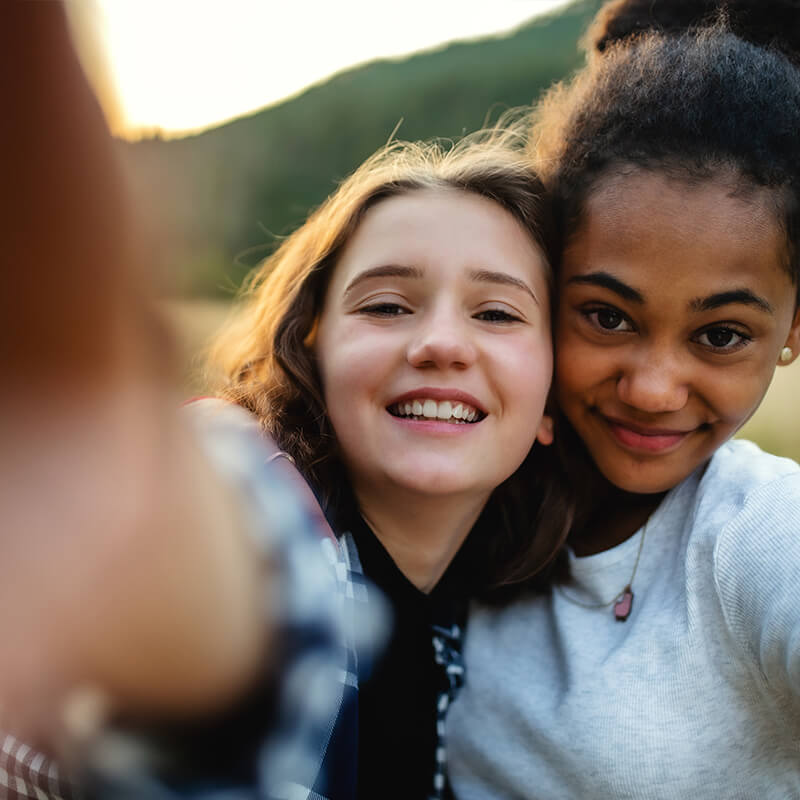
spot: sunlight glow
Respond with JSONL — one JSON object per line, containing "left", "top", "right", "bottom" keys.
{"left": 70, "top": 0, "right": 574, "bottom": 139}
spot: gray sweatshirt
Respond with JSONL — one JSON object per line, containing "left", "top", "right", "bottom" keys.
{"left": 448, "top": 439, "right": 800, "bottom": 799}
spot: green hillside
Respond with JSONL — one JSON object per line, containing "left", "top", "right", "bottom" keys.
{"left": 120, "top": 0, "right": 601, "bottom": 297}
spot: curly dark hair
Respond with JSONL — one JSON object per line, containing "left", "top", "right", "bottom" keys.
{"left": 533, "top": 7, "right": 800, "bottom": 301}
{"left": 589, "top": 0, "right": 800, "bottom": 66}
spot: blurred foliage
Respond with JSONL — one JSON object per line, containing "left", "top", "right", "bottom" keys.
{"left": 119, "top": 0, "right": 601, "bottom": 297}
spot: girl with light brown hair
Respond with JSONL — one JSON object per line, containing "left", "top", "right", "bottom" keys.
{"left": 2, "top": 5, "right": 569, "bottom": 796}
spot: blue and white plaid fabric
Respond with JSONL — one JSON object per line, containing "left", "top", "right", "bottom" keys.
{"left": 430, "top": 624, "right": 465, "bottom": 800}
{"left": 82, "top": 400, "right": 385, "bottom": 800}
{"left": 48, "top": 400, "right": 461, "bottom": 800}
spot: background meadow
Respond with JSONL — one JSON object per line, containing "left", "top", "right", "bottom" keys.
{"left": 95, "top": 0, "right": 797, "bottom": 460}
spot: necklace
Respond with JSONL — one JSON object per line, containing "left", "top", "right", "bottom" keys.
{"left": 556, "top": 518, "right": 649, "bottom": 622}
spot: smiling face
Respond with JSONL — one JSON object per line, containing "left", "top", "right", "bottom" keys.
{"left": 556, "top": 169, "right": 800, "bottom": 495}
{"left": 314, "top": 187, "right": 553, "bottom": 507}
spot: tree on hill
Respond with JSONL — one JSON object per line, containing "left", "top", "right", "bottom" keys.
{"left": 120, "top": 0, "right": 600, "bottom": 297}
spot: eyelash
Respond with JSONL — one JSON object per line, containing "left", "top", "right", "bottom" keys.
{"left": 581, "top": 305, "right": 753, "bottom": 353}
{"left": 359, "top": 302, "right": 409, "bottom": 317}
{"left": 474, "top": 308, "right": 523, "bottom": 323}
{"left": 359, "top": 304, "right": 523, "bottom": 323}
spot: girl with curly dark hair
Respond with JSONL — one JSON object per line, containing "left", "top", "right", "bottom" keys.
{"left": 449, "top": 3, "right": 800, "bottom": 797}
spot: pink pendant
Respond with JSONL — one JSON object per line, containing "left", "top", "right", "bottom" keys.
{"left": 614, "top": 587, "right": 634, "bottom": 621}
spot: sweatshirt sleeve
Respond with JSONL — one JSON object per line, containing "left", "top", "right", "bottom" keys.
{"left": 714, "top": 471, "right": 800, "bottom": 696}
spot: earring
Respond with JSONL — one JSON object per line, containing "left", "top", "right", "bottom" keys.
{"left": 780, "top": 346, "right": 793, "bottom": 363}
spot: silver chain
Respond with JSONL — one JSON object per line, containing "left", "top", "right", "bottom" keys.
{"left": 556, "top": 517, "right": 649, "bottom": 609}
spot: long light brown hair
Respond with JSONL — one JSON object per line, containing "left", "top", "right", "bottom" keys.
{"left": 208, "top": 119, "right": 572, "bottom": 593}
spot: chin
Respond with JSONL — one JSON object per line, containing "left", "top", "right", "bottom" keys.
{"left": 395, "top": 477, "right": 476, "bottom": 496}
{"left": 601, "top": 461, "right": 686, "bottom": 495}
{"left": 382, "top": 466, "right": 489, "bottom": 498}
{"left": 614, "top": 479, "right": 675, "bottom": 495}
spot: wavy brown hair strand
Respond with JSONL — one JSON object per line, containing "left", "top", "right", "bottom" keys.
{"left": 207, "top": 115, "right": 573, "bottom": 592}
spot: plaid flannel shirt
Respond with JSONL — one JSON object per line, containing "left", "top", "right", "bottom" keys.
{"left": 0, "top": 734, "right": 76, "bottom": 800}
{"left": 82, "top": 400, "right": 383, "bottom": 800}
{"left": 2, "top": 400, "right": 463, "bottom": 800}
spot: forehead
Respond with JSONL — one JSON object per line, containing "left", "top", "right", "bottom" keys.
{"left": 333, "top": 187, "right": 548, "bottom": 284}
{"left": 563, "top": 170, "right": 789, "bottom": 295}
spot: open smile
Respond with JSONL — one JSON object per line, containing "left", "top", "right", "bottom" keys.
{"left": 603, "top": 415, "right": 695, "bottom": 453}
{"left": 387, "top": 397, "right": 486, "bottom": 424}
{"left": 387, "top": 388, "right": 488, "bottom": 425}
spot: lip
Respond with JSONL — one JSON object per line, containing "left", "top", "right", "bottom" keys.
{"left": 387, "top": 386, "right": 487, "bottom": 415}
{"left": 602, "top": 414, "right": 694, "bottom": 453}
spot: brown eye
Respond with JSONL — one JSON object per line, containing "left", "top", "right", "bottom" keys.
{"left": 597, "top": 309, "right": 624, "bottom": 329}
{"left": 583, "top": 306, "right": 632, "bottom": 332}
{"left": 706, "top": 329, "right": 735, "bottom": 348}
{"left": 695, "top": 326, "right": 750, "bottom": 352}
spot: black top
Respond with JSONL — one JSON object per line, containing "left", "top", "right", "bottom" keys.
{"left": 349, "top": 512, "right": 476, "bottom": 800}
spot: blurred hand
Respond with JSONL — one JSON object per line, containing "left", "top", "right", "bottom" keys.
{"left": 0, "top": 1, "right": 268, "bottom": 747}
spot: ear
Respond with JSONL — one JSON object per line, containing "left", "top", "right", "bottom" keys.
{"left": 536, "top": 414, "right": 554, "bottom": 446}
{"left": 778, "top": 306, "right": 800, "bottom": 366}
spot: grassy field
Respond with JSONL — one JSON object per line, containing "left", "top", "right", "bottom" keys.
{"left": 164, "top": 298, "right": 234, "bottom": 395}
{"left": 166, "top": 299, "right": 800, "bottom": 463}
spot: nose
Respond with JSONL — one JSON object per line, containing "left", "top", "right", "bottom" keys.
{"left": 615, "top": 347, "right": 689, "bottom": 414}
{"left": 406, "top": 306, "right": 477, "bottom": 370}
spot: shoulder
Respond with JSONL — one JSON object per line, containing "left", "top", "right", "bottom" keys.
{"left": 707, "top": 439, "right": 800, "bottom": 539}
{"left": 691, "top": 439, "right": 800, "bottom": 571}
{"left": 704, "top": 438, "right": 799, "bottom": 488}
{"left": 706, "top": 439, "right": 800, "bottom": 576}
{"left": 689, "top": 439, "right": 800, "bottom": 538}
{"left": 680, "top": 439, "right": 800, "bottom": 613}
{"left": 182, "top": 397, "right": 336, "bottom": 542}
{"left": 700, "top": 442, "right": 800, "bottom": 683}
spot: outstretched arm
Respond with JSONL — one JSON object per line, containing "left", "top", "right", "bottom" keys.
{"left": 0, "top": 0, "right": 271, "bottom": 745}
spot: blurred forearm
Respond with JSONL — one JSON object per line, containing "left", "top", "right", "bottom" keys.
{"left": 0, "top": 1, "right": 270, "bottom": 744}
{"left": 1, "top": 0, "right": 145, "bottom": 385}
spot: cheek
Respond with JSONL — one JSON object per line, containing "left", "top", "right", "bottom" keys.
{"left": 316, "top": 322, "right": 392, "bottom": 413}
{"left": 501, "top": 336, "right": 553, "bottom": 411}
{"left": 701, "top": 366, "right": 775, "bottom": 426}
{"left": 554, "top": 337, "right": 598, "bottom": 404}
{"left": 318, "top": 347, "right": 363, "bottom": 417}
{"left": 314, "top": 321, "right": 351, "bottom": 413}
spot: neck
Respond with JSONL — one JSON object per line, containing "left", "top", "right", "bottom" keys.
{"left": 570, "top": 478, "right": 665, "bottom": 557}
{"left": 355, "top": 487, "right": 490, "bottom": 594}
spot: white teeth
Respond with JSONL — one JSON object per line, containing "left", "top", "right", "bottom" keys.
{"left": 391, "top": 398, "right": 482, "bottom": 423}
{"left": 422, "top": 399, "right": 438, "bottom": 418}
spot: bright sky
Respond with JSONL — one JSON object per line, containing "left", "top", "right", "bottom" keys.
{"left": 68, "top": 0, "right": 574, "bottom": 140}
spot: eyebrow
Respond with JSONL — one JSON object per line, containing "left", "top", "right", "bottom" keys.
{"left": 343, "top": 264, "right": 539, "bottom": 304}
{"left": 566, "top": 271, "right": 644, "bottom": 303}
{"left": 343, "top": 265, "right": 423, "bottom": 296}
{"left": 689, "top": 289, "right": 773, "bottom": 314}
{"left": 469, "top": 269, "right": 539, "bottom": 304}
{"left": 568, "top": 271, "right": 774, "bottom": 315}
